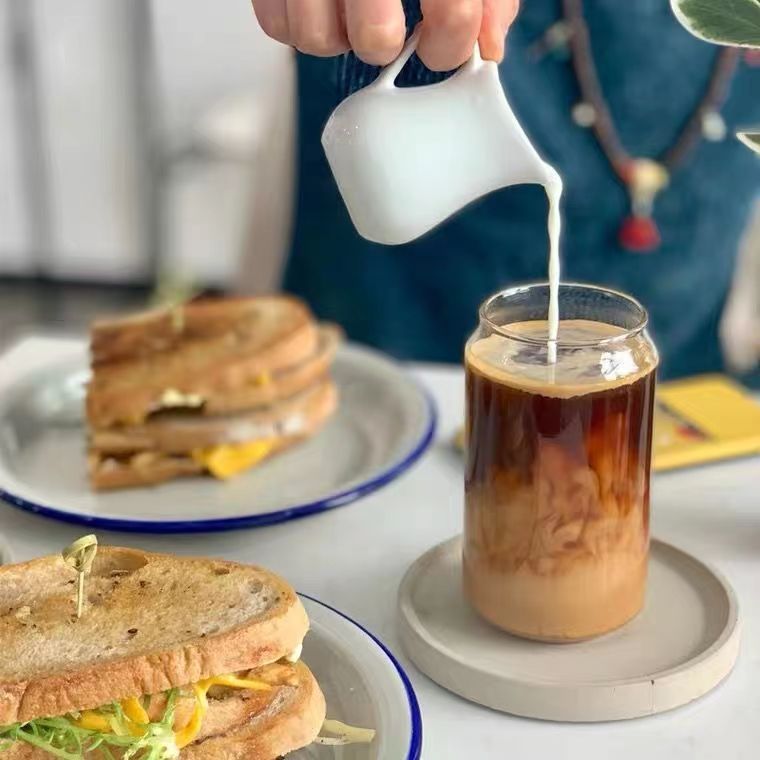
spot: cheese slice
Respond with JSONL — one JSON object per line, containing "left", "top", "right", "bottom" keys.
{"left": 192, "top": 440, "right": 276, "bottom": 479}
{"left": 121, "top": 697, "right": 150, "bottom": 726}
{"left": 174, "top": 683, "right": 208, "bottom": 749}
{"left": 73, "top": 712, "right": 112, "bottom": 733}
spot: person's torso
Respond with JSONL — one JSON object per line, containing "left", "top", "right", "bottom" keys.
{"left": 287, "top": 0, "right": 760, "bottom": 380}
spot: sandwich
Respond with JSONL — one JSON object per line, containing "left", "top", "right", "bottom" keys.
{"left": 0, "top": 546, "right": 326, "bottom": 759}
{"left": 85, "top": 296, "right": 341, "bottom": 490}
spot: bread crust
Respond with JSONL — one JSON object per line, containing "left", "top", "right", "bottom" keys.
{"left": 199, "top": 325, "right": 341, "bottom": 417}
{"left": 90, "top": 296, "right": 312, "bottom": 366}
{"left": 0, "top": 549, "right": 309, "bottom": 725}
{"left": 0, "top": 662, "right": 326, "bottom": 760}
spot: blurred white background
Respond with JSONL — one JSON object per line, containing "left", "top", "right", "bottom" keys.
{"left": 0, "top": 0, "right": 294, "bottom": 289}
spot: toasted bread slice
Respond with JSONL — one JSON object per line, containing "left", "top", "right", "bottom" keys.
{"left": 1, "top": 662, "right": 326, "bottom": 760}
{"left": 89, "top": 431, "right": 299, "bottom": 491}
{"left": 89, "top": 379, "right": 338, "bottom": 456}
{"left": 181, "top": 661, "right": 325, "bottom": 760}
{"left": 90, "top": 296, "right": 312, "bottom": 366}
{"left": 0, "top": 548, "right": 309, "bottom": 725}
{"left": 87, "top": 452, "right": 206, "bottom": 490}
{"left": 86, "top": 297, "right": 321, "bottom": 429}
{"left": 199, "top": 325, "right": 341, "bottom": 417}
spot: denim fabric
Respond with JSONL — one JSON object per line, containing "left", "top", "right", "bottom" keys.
{"left": 285, "top": 0, "right": 760, "bottom": 382}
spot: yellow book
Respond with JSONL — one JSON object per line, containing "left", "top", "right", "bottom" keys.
{"left": 654, "top": 374, "right": 760, "bottom": 471}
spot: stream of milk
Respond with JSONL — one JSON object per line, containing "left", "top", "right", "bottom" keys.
{"left": 545, "top": 172, "right": 562, "bottom": 366}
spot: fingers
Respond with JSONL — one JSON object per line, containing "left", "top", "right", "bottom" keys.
{"left": 251, "top": 0, "right": 519, "bottom": 67}
{"left": 479, "top": 0, "right": 519, "bottom": 61}
{"left": 285, "top": 0, "right": 350, "bottom": 56}
{"left": 343, "top": 0, "right": 406, "bottom": 66}
{"left": 418, "top": 0, "right": 482, "bottom": 71}
{"left": 252, "top": 0, "right": 291, "bottom": 44}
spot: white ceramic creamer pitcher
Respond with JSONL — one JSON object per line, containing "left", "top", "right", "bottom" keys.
{"left": 322, "top": 30, "right": 558, "bottom": 246}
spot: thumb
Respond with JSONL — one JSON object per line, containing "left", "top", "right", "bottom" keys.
{"left": 479, "top": 0, "right": 519, "bottom": 62}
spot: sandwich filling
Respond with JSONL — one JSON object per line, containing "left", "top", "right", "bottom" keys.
{"left": 0, "top": 659, "right": 301, "bottom": 760}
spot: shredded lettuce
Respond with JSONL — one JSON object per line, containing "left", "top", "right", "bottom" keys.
{"left": 0, "top": 690, "right": 180, "bottom": 760}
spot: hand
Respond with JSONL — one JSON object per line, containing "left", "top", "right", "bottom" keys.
{"left": 251, "top": 0, "right": 519, "bottom": 71}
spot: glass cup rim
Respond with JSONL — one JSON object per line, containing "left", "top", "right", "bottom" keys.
{"left": 478, "top": 282, "right": 650, "bottom": 348}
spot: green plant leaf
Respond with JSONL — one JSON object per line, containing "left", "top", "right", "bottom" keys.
{"left": 671, "top": 0, "right": 760, "bottom": 47}
{"left": 737, "top": 131, "right": 760, "bottom": 154}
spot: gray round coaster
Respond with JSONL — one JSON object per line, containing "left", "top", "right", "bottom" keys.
{"left": 398, "top": 535, "right": 740, "bottom": 722}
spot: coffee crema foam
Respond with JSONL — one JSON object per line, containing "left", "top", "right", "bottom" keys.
{"left": 466, "top": 319, "right": 658, "bottom": 398}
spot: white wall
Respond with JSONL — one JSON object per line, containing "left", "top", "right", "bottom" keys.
{"left": 0, "top": 0, "right": 294, "bottom": 286}
{"left": 33, "top": 0, "right": 146, "bottom": 280}
{"left": 0, "top": 3, "right": 32, "bottom": 273}
{"left": 151, "top": 0, "right": 286, "bottom": 137}
{"left": 152, "top": 0, "right": 293, "bottom": 287}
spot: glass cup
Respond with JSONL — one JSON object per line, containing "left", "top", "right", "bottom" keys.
{"left": 463, "top": 283, "right": 659, "bottom": 642}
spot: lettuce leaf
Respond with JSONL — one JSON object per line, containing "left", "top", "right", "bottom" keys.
{"left": 0, "top": 690, "right": 180, "bottom": 760}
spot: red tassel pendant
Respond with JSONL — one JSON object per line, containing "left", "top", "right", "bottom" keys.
{"left": 617, "top": 159, "right": 669, "bottom": 254}
{"left": 619, "top": 215, "right": 661, "bottom": 252}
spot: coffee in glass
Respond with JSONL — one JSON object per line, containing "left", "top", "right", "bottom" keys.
{"left": 464, "top": 284, "right": 658, "bottom": 642}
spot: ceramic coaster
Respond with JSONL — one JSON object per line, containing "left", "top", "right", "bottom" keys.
{"left": 398, "top": 536, "right": 740, "bottom": 722}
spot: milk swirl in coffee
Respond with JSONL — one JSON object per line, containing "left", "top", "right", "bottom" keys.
{"left": 464, "top": 315, "right": 658, "bottom": 641}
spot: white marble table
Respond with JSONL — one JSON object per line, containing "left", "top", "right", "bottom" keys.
{"left": 0, "top": 342, "right": 758, "bottom": 760}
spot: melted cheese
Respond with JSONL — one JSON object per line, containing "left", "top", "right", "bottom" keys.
{"left": 192, "top": 440, "right": 276, "bottom": 479}
{"left": 73, "top": 712, "right": 112, "bottom": 732}
{"left": 74, "top": 697, "right": 148, "bottom": 736}
{"left": 174, "top": 683, "right": 207, "bottom": 749}
{"left": 121, "top": 697, "right": 149, "bottom": 725}
{"left": 121, "top": 698, "right": 150, "bottom": 736}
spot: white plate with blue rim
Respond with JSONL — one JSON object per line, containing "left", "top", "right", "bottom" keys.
{"left": 0, "top": 337, "right": 435, "bottom": 533}
{"left": 0, "top": 532, "right": 12, "bottom": 565}
{"left": 297, "top": 594, "right": 422, "bottom": 759}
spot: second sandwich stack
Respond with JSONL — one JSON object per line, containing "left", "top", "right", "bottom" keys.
{"left": 86, "top": 296, "right": 340, "bottom": 490}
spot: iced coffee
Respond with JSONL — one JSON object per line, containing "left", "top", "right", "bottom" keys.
{"left": 463, "top": 285, "right": 658, "bottom": 642}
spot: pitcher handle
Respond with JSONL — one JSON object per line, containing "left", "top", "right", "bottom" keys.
{"left": 373, "top": 27, "right": 485, "bottom": 91}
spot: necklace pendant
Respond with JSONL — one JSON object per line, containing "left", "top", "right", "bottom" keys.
{"left": 618, "top": 159, "right": 669, "bottom": 253}
{"left": 619, "top": 214, "right": 661, "bottom": 253}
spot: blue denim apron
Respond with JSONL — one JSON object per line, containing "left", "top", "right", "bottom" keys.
{"left": 285, "top": 0, "right": 760, "bottom": 381}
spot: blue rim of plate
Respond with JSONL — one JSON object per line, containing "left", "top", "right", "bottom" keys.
{"left": 0, "top": 371, "right": 437, "bottom": 534}
{"left": 300, "top": 593, "right": 423, "bottom": 760}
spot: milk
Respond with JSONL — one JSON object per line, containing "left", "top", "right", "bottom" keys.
{"left": 545, "top": 175, "right": 563, "bottom": 366}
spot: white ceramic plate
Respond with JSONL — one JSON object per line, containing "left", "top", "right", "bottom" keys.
{"left": 0, "top": 340, "right": 435, "bottom": 532}
{"left": 0, "top": 532, "right": 12, "bottom": 564}
{"left": 298, "top": 595, "right": 422, "bottom": 759}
